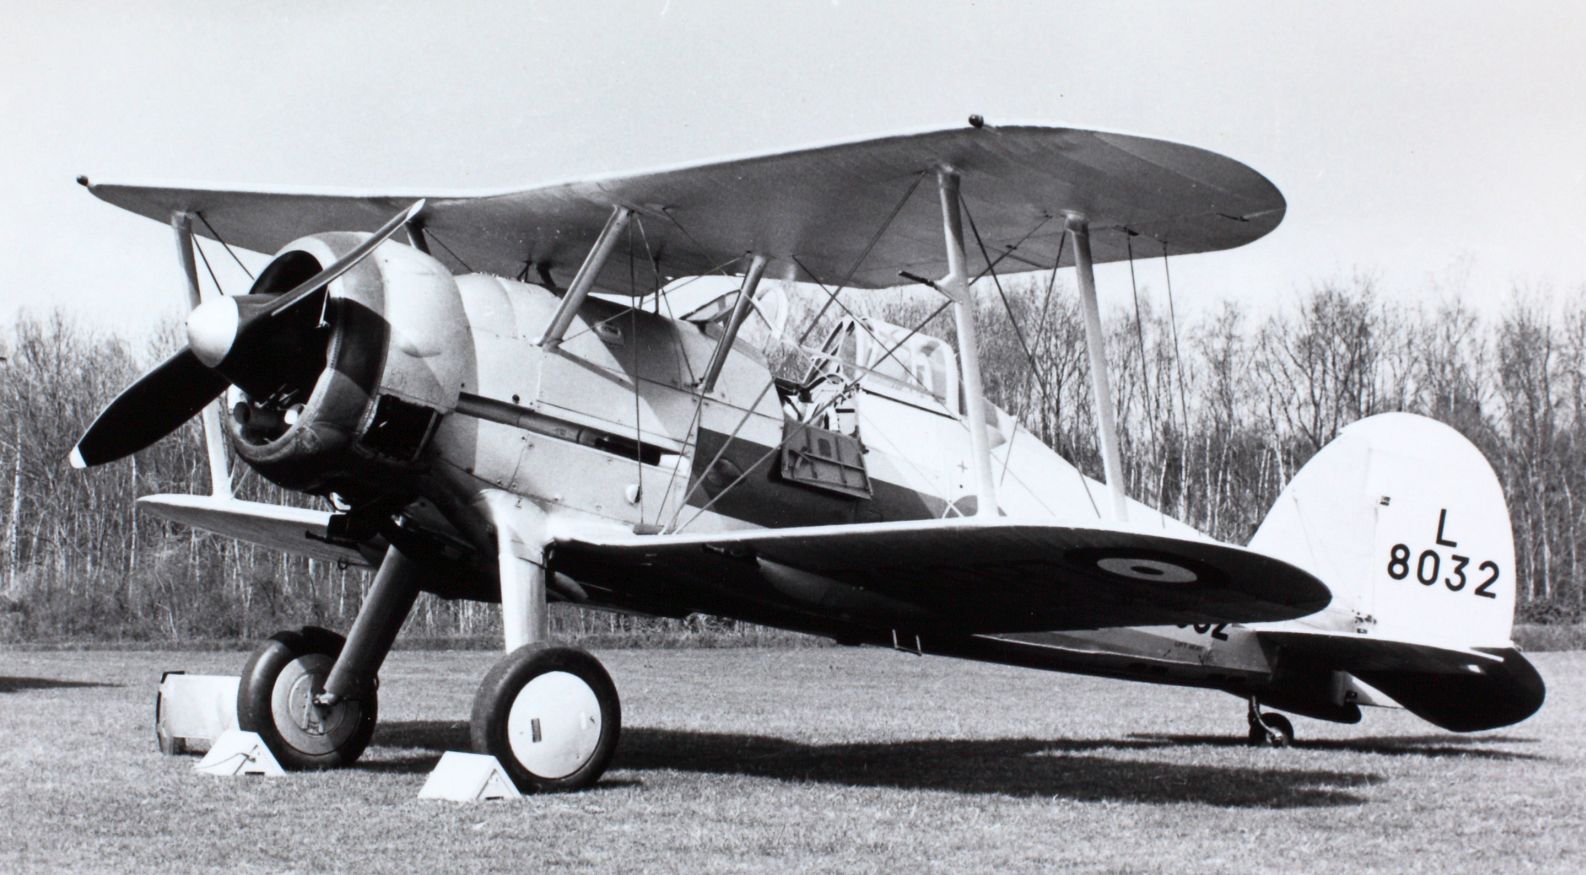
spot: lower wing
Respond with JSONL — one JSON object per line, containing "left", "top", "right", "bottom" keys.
{"left": 551, "top": 517, "right": 1331, "bottom": 635}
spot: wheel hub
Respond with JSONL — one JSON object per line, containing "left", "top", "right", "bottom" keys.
{"left": 271, "top": 653, "right": 361, "bottom": 755}
{"left": 505, "top": 670, "right": 603, "bottom": 780}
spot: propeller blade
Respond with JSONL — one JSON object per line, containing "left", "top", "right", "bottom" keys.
{"left": 69, "top": 348, "right": 230, "bottom": 469}
{"left": 266, "top": 199, "right": 425, "bottom": 319}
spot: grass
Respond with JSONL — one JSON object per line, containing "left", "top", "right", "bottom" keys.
{"left": 1, "top": 647, "right": 1583, "bottom": 873}
{"left": 1515, "top": 623, "right": 1586, "bottom": 651}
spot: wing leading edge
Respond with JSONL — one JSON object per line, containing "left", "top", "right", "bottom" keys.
{"left": 86, "top": 124, "right": 1284, "bottom": 294}
{"left": 550, "top": 518, "right": 1329, "bottom": 636}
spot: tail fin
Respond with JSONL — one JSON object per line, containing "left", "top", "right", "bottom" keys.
{"left": 1249, "top": 413, "right": 1543, "bottom": 730}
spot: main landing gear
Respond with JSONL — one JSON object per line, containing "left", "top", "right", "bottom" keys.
{"left": 237, "top": 626, "right": 377, "bottom": 769}
{"left": 470, "top": 643, "right": 621, "bottom": 792}
{"left": 466, "top": 494, "right": 622, "bottom": 792}
{"left": 1246, "top": 696, "right": 1295, "bottom": 747}
{"left": 238, "top": 500, "right": 624, "bottom": 793}
{"left": 238, "top": 544, "right": 418, "bottom": 771}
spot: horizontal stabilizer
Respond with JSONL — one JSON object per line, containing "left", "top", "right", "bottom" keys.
{"left": 1257, "top": 630, "right": 1502, "bottom": 675}
{"left": 1355, "top": 646, "right": 1544, "bottom": 732}
{"left": 137, "top": 494, "right": 370, "bottom": 567}
{"left": 1255, "top": 630, "right": 1544, "bottom": 730}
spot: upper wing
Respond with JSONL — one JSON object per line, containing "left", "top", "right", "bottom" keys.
{"left": 85, "top": 124, "right": 1283, "bottom": 294}
{"left": 137, "top": 494, "right": 371, "bottom": 567}
{"left": 551, "top": 517, "right": 1329, "bottom": 635}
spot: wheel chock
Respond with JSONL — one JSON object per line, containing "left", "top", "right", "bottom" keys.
{"left": 419, "top": 752, "right": 522, "bottom": 801}
{"left": 194, "top": 729, "right": 286, "bottom": 777}
{"left": 155, "top": 672, "right": 239, "bottom": 755}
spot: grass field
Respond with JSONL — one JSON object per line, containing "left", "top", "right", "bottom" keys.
{"left": 2, "top": 647, "right": 1582, "bottom": 873}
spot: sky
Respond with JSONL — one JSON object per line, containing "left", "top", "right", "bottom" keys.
{"left": 3, "top": 0, "right": 1584, "bottom": 339}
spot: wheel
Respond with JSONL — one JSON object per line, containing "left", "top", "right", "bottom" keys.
{"left": 470, "top": 644, "right": 620, "bottom": 793}
{"left": 237, "top": 626, "right": 377, "bottom": 769}
{"left": 1247, "top": 711, "right": 1295, "bottom": 747}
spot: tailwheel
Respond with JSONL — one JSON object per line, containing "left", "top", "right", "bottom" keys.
{"left": 237, "top": 626, "right": 377, "bottom": 769}
{"left": 1246, "top": 698, "right": 1295, "bottom": 748}
{"left": 470, "top": 644, "right": 620, "bottom": 793}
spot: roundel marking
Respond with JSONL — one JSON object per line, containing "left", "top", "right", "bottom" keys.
{"left": 1096, "top": 556, "right": 1199, "bottom": 583}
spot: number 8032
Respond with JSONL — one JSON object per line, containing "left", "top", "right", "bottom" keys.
{"left": 1386, "top": 544, "right": 1499, "bottom": 598}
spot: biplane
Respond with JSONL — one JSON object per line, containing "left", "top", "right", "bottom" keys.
{"left": 71, "top": 122, "right": 1544, "bottom": 791}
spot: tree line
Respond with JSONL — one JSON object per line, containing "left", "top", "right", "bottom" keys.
{"left": 1, "top": 274, "right": 1582, "bottom": 643}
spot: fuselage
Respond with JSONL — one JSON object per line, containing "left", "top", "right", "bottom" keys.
{"left": 411, "top": 274, "right": 1314, "bottom": 703}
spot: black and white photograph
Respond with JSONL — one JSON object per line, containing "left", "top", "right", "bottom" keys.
{"left": 2, "top": 1, "right": 1582, "bottom": 871}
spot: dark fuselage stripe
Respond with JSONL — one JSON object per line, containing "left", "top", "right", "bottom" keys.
{"left": 687, "top": 428, "right": 947, "bottom": 528}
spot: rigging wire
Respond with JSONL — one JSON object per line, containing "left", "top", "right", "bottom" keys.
{"left": 1126, "top": 234, "right": 1157, "bottom": 425}
{"left": 635, "top": 213, "right": 701, "bottom": 385}
{"left": 967, "top": 216, "right": 1054, "bottom": 286}
{"left": 684, "top": 213, "right": 1080, "bottom": 530}
{"left": 675, "top": 299, "right": 950, "bottom": 532}
{"left": 783, "top": 209, "right": 1053, "bottom": 418}
{"left": 423, "top": 227, "right": 475, "bottom": 274}
{"left": 628, "top": 222, "right": 646, "bottom": 525}
{"left": 191, "top": 237, "right": 226, "bottom": 298}
{"left": 632, "top": 213, "right": 664, "bottom": 315}
{"left": 674, "top": 282, "right": 1087, "bottom": 532}
{"left": 789, "top": 254, "right": 952, "bottom": 406}
{"left": 961, "top": 201, "right": 1040, "bottom": 399}
{"left": 1162, "top": 241, "right": 1192, "bottom": 433}
{"left": 1126, "top": 234, "right": 1170, "bottom": 527}
{"left": 663, "top": 172, "right": 929, "bottom": 533}
{"left": 1161, "top": 241, "right": 1193, "bottom": 520}
{"left": 195, "top": 212, "right": 255, "bottom": 281}
{"left": 1032, "top": 229, "right": 1069, "bottom": 341}
{"left": 960, "top": 201, "right": 1099, "bottom": 518}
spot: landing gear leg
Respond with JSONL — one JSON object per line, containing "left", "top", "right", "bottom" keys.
{"left": 1246, "top": 695, "right": 1295, "bottom": 747}
{"left": 469, "top": 494, "right": 621, "bottom": 792}
{"left": 236, "top": 545, "right": 420, "bottom": 769}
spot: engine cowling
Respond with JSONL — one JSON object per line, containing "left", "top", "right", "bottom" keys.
{"left": 225, "top": 233, "right": 470, "bottom": 499}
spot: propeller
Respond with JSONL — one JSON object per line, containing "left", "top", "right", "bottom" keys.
{"left": 70, "top": 200, "right": 425, "bottom": 469}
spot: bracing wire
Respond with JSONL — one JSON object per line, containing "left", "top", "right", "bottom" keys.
{"left": 1032, "top": 228, "right": 1069, "bottom": 340}
{"left": 789, "top": 254, "right": 953, "bottom": 407}
{"left": 423, "top": 227, "right": 475, "bottom": 274}
{"left": 1126, "top": 234, "right": 1156, "bottom": 427}
{"left": 1161, "top": 241, "right": 1193, "bottom": 520}
{"left": 1127, "top": 235, "right": 1170, "bottom": 527}
{"left": 192, "top": 237, "right": 226, "bottom": 297}
{"left": 1162, "top": 241, "right": 1192, "bottom": 433}
{"left": 961, "top": 201, "right": 1099, "bottom": 518}
{"left": 195, "top": 212, "right": 255, "bottom": 280}
{"left": 676, "top": 296, "right": 956, "bottom": 531}
{"left": 664, "top": 172, "right": 929, "bottom": 533}
{"left": 628, "top": 221, "right": 646, "bottom": 525}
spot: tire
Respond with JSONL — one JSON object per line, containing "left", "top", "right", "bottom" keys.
{"left": 237, "top": 626, "right": 377, "bottom": 770}
{"left": 470, "top": 644, "right": 621, "bottom": 793}
{"left": 1247, "top": 711, "right": 1295, "bottom": 747}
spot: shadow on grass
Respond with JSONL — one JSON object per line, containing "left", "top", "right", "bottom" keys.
{"left": 374, "top": 720, "right": 469, "bottom": 752}
{"left": 0, "top": 675, "right": 119, "bottom": 694}
{"left": 371, "top": 720, "right": 1379, "bottom": 807}
{"left": 1131, "top": 733, "right": 1543, "bottom": 761}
